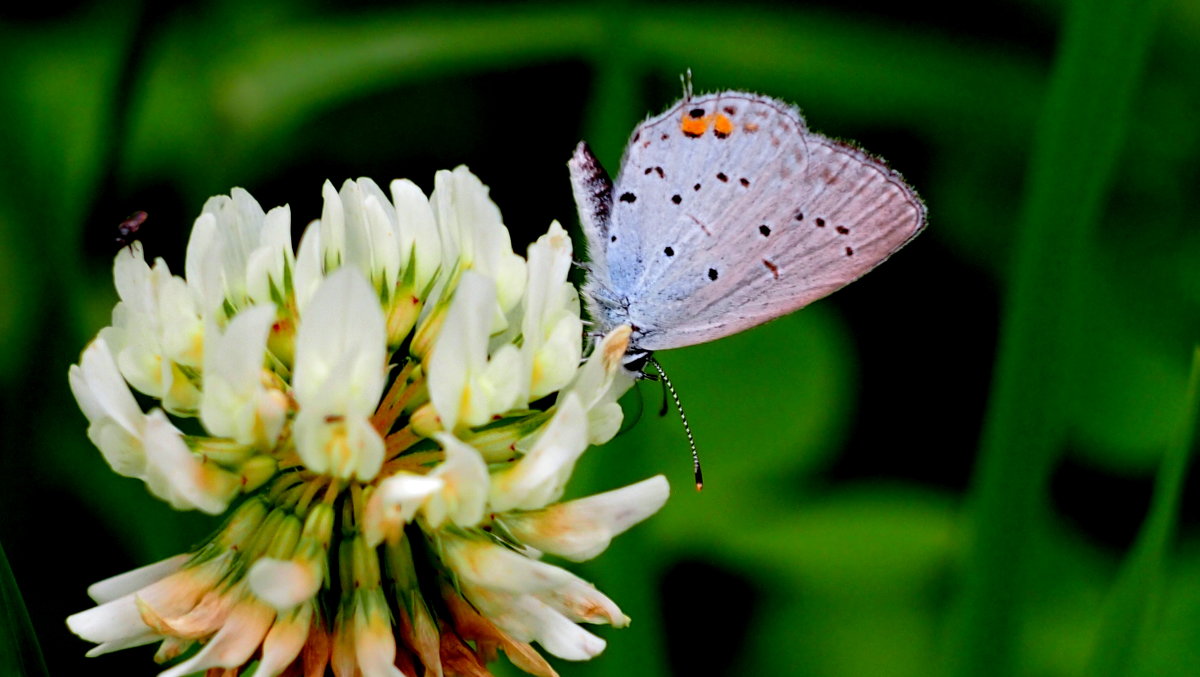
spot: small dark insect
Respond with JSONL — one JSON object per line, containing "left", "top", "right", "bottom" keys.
{"left": 115, "top": 211, "right": 148, "bottom": 249}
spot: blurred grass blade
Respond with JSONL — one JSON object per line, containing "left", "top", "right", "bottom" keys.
{"left": 0, "top": 542, "right": 48, "bottom": 677}
{"left": 1086, "top": 346, "right": 1200, "bottom": 676}
{"left": 946, "top": 0, "right": 1164, "bottom": 676}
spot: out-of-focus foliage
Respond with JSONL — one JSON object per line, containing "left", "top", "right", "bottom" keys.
{"left": 0, "top": 1, "right": 1197, "bottom": 676}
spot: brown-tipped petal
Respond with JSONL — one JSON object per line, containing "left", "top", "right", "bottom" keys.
{"left": 500, "top": 475, "right": 669, "bottom": 562}
{"left": 301, "top": 614, "right": 332, "bottom": 677}
{"left": 441, "top": 584, "right": 557, "bottom": 677}
{"left": 138, "top": 586, "right": 236, "bottom": 639}
{"left": 393, "top": 642, "right": 419, "bottom": 677}
{"left": 330, "top": 610, "right": 357, "bottom": 677}
{"left": 256, "top": 603, "right": 313, "bottom": 677}
{"left": 438, "top": 632, "right": 491, "bottom": 677}
{"left": 497, "top": 635, "right": 559, "bottom": 677}
{"left": 158, "top": 601, "right": 275, "bottom": 677}
{"left": 153, "top": 636, "right": 193, "bottom": 664}
{"left": 137, "top": 553, "right": 232, "bottom": 621}
{"left": 352, "top": 600, "right": 405, "bottom": 677}
{"left": 397, "top": 601, "right": 442, "bottom": 677}
{"left": 534, "top": 577, "right": 628, "bottom": 628}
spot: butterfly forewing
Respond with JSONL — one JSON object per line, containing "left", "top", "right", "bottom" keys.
{"left": 599, "top": 91, "right": 924, "bottom": 351}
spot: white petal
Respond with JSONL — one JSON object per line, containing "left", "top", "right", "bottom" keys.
{"left": 471, "top": 588, "right": 606, "bottom": 661}
{"left": 530, "top": 313, "right": 583, "bottom": 399}
{"left": 522, "top": 597, "right": 607, "bottom": 661}
{"left": 425, "top": 433, "right": 490, "bottom": 528}
{"left": 441, "top": 534, "right": 574, "bottom": 594}
{"left": 184, "top": 213, "right": 219, "bottom": 308}
{"left": 319, "top": 180, "right": 346, "bottom": 271}
{"left": 192, "top": 188, "right": 269, "bottom": 308}
{"left": 112, "top": 243, "right": 153, "bottom": 315}
{"left": 523, "top": 222, "right": 573, "bottom": 344}
{"left": 246, "top": 204, "right": 294, "bottom": 305}
{"left": 293, "top": 220, "right": 323, "bottom": 312}
{"left": 248, "top": 558, "right": 321, "bottom": 611}
{"left": 71, "top": 338, "right": 142, "bottom": 436}
{"left": 364, "top": 473, "right": 445, "bottom": 546}
{"left": 427, "top": 271, "right": 492, "bottom": 431}
{"left": 354, "top": 596, "right": 406, "bottom": 677}
{"left": 293, "top": 409, "right": 385, "bottom": 481}
{"left": 292, "top": 267, "right": 386, "bottom": 413}
{"left": 501, "top": 475, "right": 669, "bottom": 561}
{"left": 562, "top": 326, "right": 635, "bottom": 444}
{"left": 489, "top": 394, "right": 589, "bottom": 512}
{"left": 200, "top": 304, "right": 277, "bottom": 445}
{"left": 142, "top": 410, "right": 235, "bottom": 514}
{"left": 66, "top": 594, "right": 148, "bottom": 644}
{"left": 478, "top": 344, "right": 523, "bottom": 421}
{"left": 533, "top": 575, "right": 628, "bottom": 627}
{"left": 155, "top": 274, "right": 203, "bottom": 368}
{"left": 87, "top": 554, "right": 188, "bottom": 604}
{"left": 389, "top": 179, "right": 440, "bottom": 290}
{"left": 84, "top": 631, "right": 160, "bottom": 657}
{"left": 365, "top": 193, "right": 401, "bottom": 288}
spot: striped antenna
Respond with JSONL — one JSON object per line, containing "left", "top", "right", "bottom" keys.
{"left": 648, "top": 356, "right": 703, "bottom": 490}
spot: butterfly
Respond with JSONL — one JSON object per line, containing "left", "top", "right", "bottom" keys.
{"left": 569, "top": 90, "right": 925, "bottom": 374}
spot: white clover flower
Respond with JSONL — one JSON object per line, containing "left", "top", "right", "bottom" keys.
{"left": 68, "top": 170, "right": 668, "bottom": 677}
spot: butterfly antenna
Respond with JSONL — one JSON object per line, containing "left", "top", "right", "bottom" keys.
{"left": 657, "top": 375, "right": 670, "bottom": 417}
{"left": 648, "top": 356, "right": 703, "bottom": 491}
{"left": 681, "top": 69, "right": 694, "bottom": 102}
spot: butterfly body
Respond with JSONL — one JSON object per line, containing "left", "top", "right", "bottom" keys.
{"left": 570, "top": 91, "right": 925, "bottom": 371}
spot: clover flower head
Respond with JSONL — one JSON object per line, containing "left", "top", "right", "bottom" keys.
{"left": 67, "top": 168, "right": 669, "bottom": 676}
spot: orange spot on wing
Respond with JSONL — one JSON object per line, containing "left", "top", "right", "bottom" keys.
{"left": 744, "top": 122, "right": 759, "bottom": 132}
{"left": 713, "top": 114, "right": 734, "bottom": 136}
{"left": 680, "top": 114, "right": 708, "bottom": 137}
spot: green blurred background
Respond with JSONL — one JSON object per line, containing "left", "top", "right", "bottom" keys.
{"left": 1, "top": 0, "right": 1198, "bottom": 675}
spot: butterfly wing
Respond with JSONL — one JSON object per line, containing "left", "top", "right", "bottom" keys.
{"left": 604, "top": 91, "right": 925, "bottom": 351}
